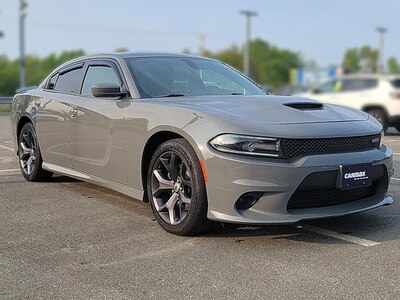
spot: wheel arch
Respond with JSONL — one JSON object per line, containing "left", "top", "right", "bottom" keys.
{"left": 16, "top": 115, "right": 33, "bottom": 142}
{"left": 361, "top": 105, "right": 389, "bottom": 118}
{"left": 140, "top": 130, "right": 204, "bottom": 202}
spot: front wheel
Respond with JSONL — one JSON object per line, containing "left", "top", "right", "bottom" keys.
{"left": 18, "top": 122, "right": 53, "bottom": 181}
{"left": 147, "top": 138, "right": 211, "bottom": 235}
{"left": 367, "top": 109, "right": 388, "bottom": 132}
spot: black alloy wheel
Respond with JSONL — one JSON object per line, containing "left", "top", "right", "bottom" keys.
{"left": 147, "top": 138, "right": 210, "bottom": 235}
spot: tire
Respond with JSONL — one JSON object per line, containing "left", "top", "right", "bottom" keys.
{"left": 367, "top": 109, "right": 388, "bottom": 132}
{"left": 147, "top": 138, "right": 211, "bottom": 235}
{"left": 396, "top": 125, "right": 400, "bottom": 133}
{"left": 18, "top": 122, "right": 53, "bottom": 182}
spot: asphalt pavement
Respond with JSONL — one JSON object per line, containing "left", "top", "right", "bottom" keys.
{"left": 0, "top": 115, "right": 399, "bottom": 299}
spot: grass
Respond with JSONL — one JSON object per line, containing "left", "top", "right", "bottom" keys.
{"left": 0, "top": 106, "right": 11, "bottom": 112}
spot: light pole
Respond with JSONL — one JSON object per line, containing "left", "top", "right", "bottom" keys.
{"left": 376, "top": 27, "right": 387, "bottom": 74}
{"left": 19, "top": 0, "right": 28, "bottom": 88}
{"left": 199, "top": 33, "right": 205, "bottom": 56}
{"left": 240, "top": 10, "right": 257, "bottom": 77}
{"left": 0, "top": 10, "right": 4, "bottom": 38}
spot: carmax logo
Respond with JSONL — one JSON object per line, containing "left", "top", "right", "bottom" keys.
{"left": 344, "top": 171, "right": 366, "bottom": 179}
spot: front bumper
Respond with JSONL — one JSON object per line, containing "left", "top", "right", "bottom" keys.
{"left": 203, "top": 145, "right": 394, "bottom": 224}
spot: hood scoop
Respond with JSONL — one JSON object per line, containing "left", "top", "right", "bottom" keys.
{"left": 284, "top": 102, "right": 323, "bottom": 110}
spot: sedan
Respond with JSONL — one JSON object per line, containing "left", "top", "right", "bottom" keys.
{"left": 11, "top": 53, "right": 394, "bottom": 235}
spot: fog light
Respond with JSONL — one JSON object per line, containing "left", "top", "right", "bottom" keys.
{"left": 235, "top": 192, "right": 264, "bottom": 211}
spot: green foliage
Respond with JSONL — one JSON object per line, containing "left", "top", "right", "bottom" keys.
{"left": 0, "top": 55, "right": 19, "bottom": 96}
{"left": 342, "top": 48, "right": 360, "bottom": 73}
{"left": 387, "top": 57, "right": 400, "bottom": 74}
{"left": 250, "top": 39, "right": 302, "bottom": 89}
{"left": 0, "top": 105, "right": 11, "bottom": 112}
{"left": 360, "top": 46, "right": 378, "bottom": 73}
{"left": 207, "top": 38, "right": 302, "bottom": 89}
{"left": 341, "top": 46, "right": 378, "bottom": 73}
{"left": 115, "top": 47, "right": 129, "bottom": 52}
{"left": 210, "top": 45, "right": 242, "bottom": 71}
{"left": 0, "top": 50, "right": 85, "bottom": 96}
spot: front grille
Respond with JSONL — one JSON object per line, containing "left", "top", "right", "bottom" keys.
{"left": 287, "top": 181, "right": 379, "bottom": 210}
{"left": 282, "top": 134, "right": 380, "bottom": 160}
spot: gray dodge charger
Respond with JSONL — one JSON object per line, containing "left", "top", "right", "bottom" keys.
{"left": 11, "top": 53, "right": 394, "bottom": 235}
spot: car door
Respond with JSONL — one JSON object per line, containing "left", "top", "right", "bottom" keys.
{"left": 66, "top": 60, "right": 128, "bottom": 184}
{"left": 330, "top": 78, "right": 377, "bottom": 110}
{"left": 35, "top": 63, "right": 85, "bottom": 168}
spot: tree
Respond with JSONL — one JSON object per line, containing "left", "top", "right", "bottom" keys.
{"left": 115, "top": 47, "right": 129, "bottom": 52}
{"left": 249, "top": 39, "right": 302, "bottom": 88}
{"left": 342, "top": 48, "right": 360, "bottom": 73}
{"left": 211, "top": 45, "right": 242, "bottom": 71}
{"left": 387, "top": 57, "right": 400, "bottom": 74}
{"left": 206, "top": 38, "right": 302, "bottom": 89}
{"left": 359, "top": 46, "right": 378, "bottom": 73}
{"left": 341, "top": 46, "right": 378, "bottom": 74}
{"left": 0, "top": 50, "right": 85, "bottom": 96}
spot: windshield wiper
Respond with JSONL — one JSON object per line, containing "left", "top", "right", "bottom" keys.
{"left": 161, "top": 93, "right": 186, "bottom": 97}
{"left": 231, "top": 92, "right": 243, "bottom": 95}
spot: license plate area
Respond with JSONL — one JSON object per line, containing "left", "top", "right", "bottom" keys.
{"left": 337, "top": 163, "right": 372, "bottom": 190}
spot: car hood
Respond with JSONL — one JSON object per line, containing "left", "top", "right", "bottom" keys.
{"left": 151, "top": 95, "right": 369, "bottom": 125}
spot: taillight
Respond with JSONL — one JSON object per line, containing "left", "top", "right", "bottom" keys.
{"left": 390, "top": 91, "right": 400, "bottom": 99}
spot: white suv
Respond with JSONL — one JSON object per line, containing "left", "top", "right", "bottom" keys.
{"left": 299, "top": 74, "right": 400, "bottom": 132}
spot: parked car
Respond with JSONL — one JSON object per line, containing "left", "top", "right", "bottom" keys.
{"left": 298, "top": 74, "right": 400, "bottom": 132}
{"left": 11, "top": 53, "right": 394, "bottom": 235}
{"left": 274, "top": 84, "right": 309, "bottom": 96}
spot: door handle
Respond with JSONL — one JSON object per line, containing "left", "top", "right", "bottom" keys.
{"left": 69, "top": 109, "right": 78, "bottom": 118}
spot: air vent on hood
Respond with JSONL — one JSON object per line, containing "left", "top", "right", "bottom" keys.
{"left": 284, "top": 102, "right": 323, "bottom": 110}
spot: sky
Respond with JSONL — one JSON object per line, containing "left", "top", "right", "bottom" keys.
{"left": 0, "top": 0, "right": 398, "bottom": 67}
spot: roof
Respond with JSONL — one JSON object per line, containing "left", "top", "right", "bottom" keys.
{"left": 78, "top": 52, "right": 213, "bottom": 60}
{"left": 53, "top": 52, "right": 216, "bottom": 73}
{"left": 338, "top": 73, "right": 400, "bottom": 80}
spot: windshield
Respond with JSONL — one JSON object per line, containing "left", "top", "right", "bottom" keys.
{"left": 125, "top": 56, "right": 265, "bottom": 98}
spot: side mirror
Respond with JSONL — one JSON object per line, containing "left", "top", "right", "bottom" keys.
{"left": 92, "top": 83, "right": 126, "bottom": 98}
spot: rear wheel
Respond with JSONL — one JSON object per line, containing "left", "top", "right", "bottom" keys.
{"left": 147, "top": 138, "right": 211, "bottom": 235}
{"left": 367, "top": 109, "right": 388, "bottom": 132}
{"left": 18, "top": 122, "right": 53, "bottom": 181}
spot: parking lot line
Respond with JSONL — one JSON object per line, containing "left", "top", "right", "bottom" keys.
{"left": 0, "top": 144, "right": 14, "bottom": 152}
{"left": 297, "top": 224, "right": 381, "bottom": 247}
{"left": 0, "top": 168, "right": 20, "bottom": 174}
{"left": 383, "top": 140, "right": 400, "bottom": 143}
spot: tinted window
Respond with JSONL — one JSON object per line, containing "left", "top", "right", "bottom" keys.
{"left": 125, "top": 57, "right": 265, "bottom": 98}
{"left": 316, "top": 80, "right": 339, "bottom": 94}
{"left": 341, "top": 79, "right": 378, "bottom": 92}
{"left": 54, "top": 67, "right": 83, "bottom": 93}
{"left": 81, "top": 65, "right": 120, "bottom": 96}
{"left": 47, "top": 74, "right": 58, "bottom": 90}
{"left": 391, "top": 79, "right": 400, "bottom": 88}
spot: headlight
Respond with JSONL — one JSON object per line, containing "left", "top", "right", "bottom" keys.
{"left": 380, "top": 130, "right": 384, "bottom": 148}
{"left": 209, "top": 134, "right": 282, "bottom": 158}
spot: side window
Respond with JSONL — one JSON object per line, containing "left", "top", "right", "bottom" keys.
{"left": 54, "top": 67, "right": 83, "bottom": 93}
{"left": 81, "top": 65, "right": 120, "bottom": 96}
{"left": 317, "top": 80, "right": 340, "bottom": 94}
{"left": 391, "top": 79, "right": 400, "bottom": 88}
{"left": 341, "top": 79, "right": 378, "bottom": 92}
{"left": 47, "top": 74, "right": 58, "bottom": 90}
